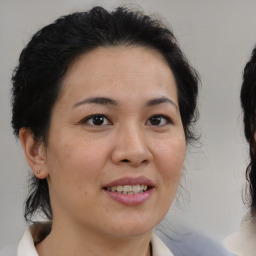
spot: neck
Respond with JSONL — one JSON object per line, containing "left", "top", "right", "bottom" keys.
{"left": 36, "top": 221, "right": 152, "bottom": 256}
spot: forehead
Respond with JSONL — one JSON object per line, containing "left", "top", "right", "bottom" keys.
{"left": 65, "top": 46, "right": 173, "bottom": 80}
{"left": 59, "top": 46, "right": 177, "bottom": 102}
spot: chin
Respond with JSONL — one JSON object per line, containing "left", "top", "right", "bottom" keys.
{"left": 109, "top": 228, "right": 153, "bottom": 239}
{"left": 107, "top": 217, "right": 158, "bottom": 238}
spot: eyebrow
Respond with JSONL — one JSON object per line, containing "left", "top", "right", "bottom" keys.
{"left": 146, "top": 96, "right": 178, "bottom": 109}
{"left": 73, "top": 96, "right": 177, "bottom": 109}
{"left": 73, "top": 97, "right": 118, "bottom": 108}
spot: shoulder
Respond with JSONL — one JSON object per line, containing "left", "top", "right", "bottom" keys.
{"left": 156, "top": 230, "right": 236, "bottom": 256}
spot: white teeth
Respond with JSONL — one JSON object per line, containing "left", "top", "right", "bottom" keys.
{"left": 123, "top": 185, "right": 130, "bottom": 192}
{"left": 117, "top": 185, "right": 123, "bottom": 192}
{"left": 106, "top": 185, "right": 148, "bottom": 194}
{"left": 111, "top": 186, "right": 117, "bottom": 192}
{"left": 133, "top": 185, "right": 141, "bottom": 193}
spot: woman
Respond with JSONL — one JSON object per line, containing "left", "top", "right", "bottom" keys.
{"left": 8, "top": 6, "right": 200, "bottom": 256}
{"left": 225, "top": 47, "right": 256, "bottom": 256}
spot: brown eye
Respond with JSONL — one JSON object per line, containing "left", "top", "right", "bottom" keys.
{"left": 83, "top": 114, "right": 111, "bottom": 126}
{"left": 91, "top": 115, "right": 105, "bottom": 125}
{"left": 147, "top": 115, "right": 171, "bottom": 126}
{"left": 150, "top": 116, "right": 162, "bottom": 126}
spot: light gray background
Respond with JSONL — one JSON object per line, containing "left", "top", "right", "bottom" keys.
{"left": 1, "top": 0, "right": 255, "bottom": 248}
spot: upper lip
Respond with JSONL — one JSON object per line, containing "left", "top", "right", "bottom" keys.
{"left": 103, "top": 176, "right": 154, "bottom": 188}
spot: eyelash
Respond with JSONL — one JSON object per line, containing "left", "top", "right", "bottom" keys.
{"left": 80, "top": 114, "right": 172, "bottom": 127}
{"left": 81, "top": 114, "right": 111, "bottom": 126}
{"left": 146, "top": 115, "right": 173, "bottom": 126}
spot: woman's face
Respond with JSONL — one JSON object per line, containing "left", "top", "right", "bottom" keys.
{"left": 42, "top": 46, "right": 186, "bottom": 239}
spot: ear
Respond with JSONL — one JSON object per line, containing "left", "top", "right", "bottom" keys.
{"left": 19, "top": 128, "right": 49, "bottom": 179}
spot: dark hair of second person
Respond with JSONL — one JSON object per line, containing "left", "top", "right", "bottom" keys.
{"left": 241, "top": 46, "right": 256, "bottom": 215}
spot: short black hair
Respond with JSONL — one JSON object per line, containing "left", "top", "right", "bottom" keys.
{"left": 241, "top": 46, "right": 256, "bottom": 215}
{"left": 11, "top": 6, "right": 199, "bottom": 222}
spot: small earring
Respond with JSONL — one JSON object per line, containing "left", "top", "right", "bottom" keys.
{"left": 36, "top": 170, "right": 40, "bottom": 174}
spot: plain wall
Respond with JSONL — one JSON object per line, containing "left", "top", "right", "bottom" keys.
{"left": 1, "top": 0, "right": 255, "bottom": 248}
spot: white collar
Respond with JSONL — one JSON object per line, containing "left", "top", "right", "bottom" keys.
{"left": 151, "top": 234, "right": 174, "bottom": 256}
{"left": 17, "top": 223, "right": 174, "bottom": 256}
{"left": 17, "top": 228, "right": 39, "bottom": 256}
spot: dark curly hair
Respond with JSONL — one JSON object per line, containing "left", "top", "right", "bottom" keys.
{"left": 11, "top": 6, "right": 199, "bottom": 222}
{"left": 241, "top": 46, "right": 256, "bottom": 215}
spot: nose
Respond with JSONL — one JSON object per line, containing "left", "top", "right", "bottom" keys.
{"left": 111, "top": 125, "right": 153, "bottom": 167}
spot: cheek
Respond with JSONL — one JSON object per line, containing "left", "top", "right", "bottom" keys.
{"left": 46, "top": 138, "right": 106, "bottom": 210}
{"left": 155, "top": 137, "right": 186, "bottom": 180}
{"left": 47, "top": 134, "right": 117, "bottom": 202}
{"left": 153, "top": 138, "right": 186, "bottom": 216}
{"left": 52, "top": 133, "right": 107, "bottom": 167}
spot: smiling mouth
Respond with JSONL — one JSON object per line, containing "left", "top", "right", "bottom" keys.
{"left": 104, "top": 185, "right": 150, "bottom": 194}
{"left": 103, "top": 177, "right": 154, "bottom": 205}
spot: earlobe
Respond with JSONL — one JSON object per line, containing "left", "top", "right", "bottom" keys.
{"left": 19, "top": 128, "right": 49, "bottom": 179}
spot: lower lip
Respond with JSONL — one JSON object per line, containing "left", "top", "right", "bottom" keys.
{"left": 103, "top": 189, "right": 153, "bottom": 206}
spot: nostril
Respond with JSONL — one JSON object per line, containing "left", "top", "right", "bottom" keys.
{"left": 121, "top": 159, "right": 129, "bottom": 162}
